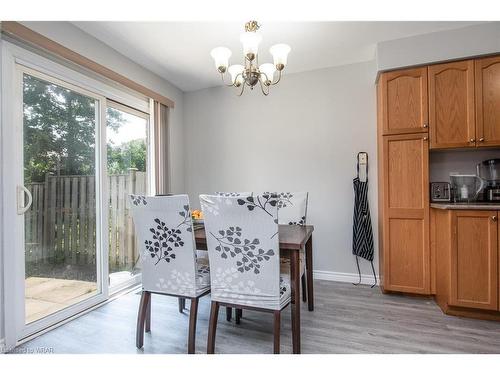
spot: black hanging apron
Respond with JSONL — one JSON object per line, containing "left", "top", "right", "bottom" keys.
{"left": 352, "top": 152, "right": 377, "bottom": 287}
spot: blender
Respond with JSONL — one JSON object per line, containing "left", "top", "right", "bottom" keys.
{"left": 477, "top": 159, "right": 500, "bottom": 201}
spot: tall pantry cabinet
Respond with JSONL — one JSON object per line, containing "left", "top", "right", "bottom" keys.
{"left": 377, "top": 67, "right": 431, "bottom": 294}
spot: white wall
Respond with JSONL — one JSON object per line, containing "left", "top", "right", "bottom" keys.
{"left": 20, "top": 21, "right": 186, "bottom": 194}
{"left": 184, "top": 61, "right": 378, "bottom": 279}
{"left": 376, "top": 22, "right": 500, "bottom": 72}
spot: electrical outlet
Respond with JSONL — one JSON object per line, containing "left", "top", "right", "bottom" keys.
{"left": 358, "top": 153, "right": 367, "bottom": 164}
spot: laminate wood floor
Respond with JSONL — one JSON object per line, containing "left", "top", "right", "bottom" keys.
{"left": 13, "top": 280, "right": 500, "bottom": 354}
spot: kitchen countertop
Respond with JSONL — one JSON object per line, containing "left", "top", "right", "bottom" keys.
{"left": 431, "top": 202, "right": 500, "bottom": 210}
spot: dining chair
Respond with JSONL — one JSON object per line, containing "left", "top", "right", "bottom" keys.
{"left": 215, "top": 191, "right": 252, "bottom": 322}
{"left": 250, "top": 192, "right": 309, "bottom": 305}
{"left": 200, "top": 194, "right": 293, "bottom": 354}
{"left": 129, "top": 194, "right": 210, "bottom": 354}
{"left": 155, "top": 192, "right": 196, "bottom": 313}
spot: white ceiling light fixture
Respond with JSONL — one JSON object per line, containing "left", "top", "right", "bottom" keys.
{"left": 210, "top": 20, "right": 291, "bottom": 96}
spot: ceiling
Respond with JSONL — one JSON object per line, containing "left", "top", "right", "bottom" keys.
{"left": 73, "top": 21, "right": 483, "bottom": 92}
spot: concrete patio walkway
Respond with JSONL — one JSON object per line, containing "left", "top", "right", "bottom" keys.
{"left": 25, "top": 277, "right": 97, "bottom": 323}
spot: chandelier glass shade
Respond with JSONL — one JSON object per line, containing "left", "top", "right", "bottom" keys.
{"left": 210, "top": 21, "right": 291, "bottom": 96}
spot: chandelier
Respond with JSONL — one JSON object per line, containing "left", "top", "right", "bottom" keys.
{"left": 210, "top": 21, "right": 291, "bottom": 96}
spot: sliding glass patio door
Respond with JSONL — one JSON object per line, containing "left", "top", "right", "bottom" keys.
{"left": 2, "top": 42, "right": 153, "bottom": 348}
{"left": 20, "top": 67, "right": 108, "bottom": 334}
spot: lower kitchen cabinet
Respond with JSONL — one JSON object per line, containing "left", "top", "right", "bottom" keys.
{"left": 433, "top": 208, "right": 500, "bottom": 318}
{"left": 450, "top": 211, "right": 498, "bottom": 310}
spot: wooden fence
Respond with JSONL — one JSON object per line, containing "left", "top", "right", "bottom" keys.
{"left": 24, "top": 170, "right": 146, "bottom": 271}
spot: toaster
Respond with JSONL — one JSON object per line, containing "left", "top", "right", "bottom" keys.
{"left": 430, "top": 182, "right": 451, "bottom": 202}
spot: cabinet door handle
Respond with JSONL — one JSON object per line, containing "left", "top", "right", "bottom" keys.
{"left": 492, "top": 216, "right": 497, "bottom": 222}
{"left": 423, "top": 136, "right": 428, "bottom": 141}
{"left": 470, "top": 138, "right": 476, "bottom": 143}
{"left": 479, "top": 137, "right": 485, "bottom": 142}
{"left": 423, "top": 124, "right": 428, "bottom": 128}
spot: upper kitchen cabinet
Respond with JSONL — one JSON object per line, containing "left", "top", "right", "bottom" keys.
{"left": 475, "top": 56, "right": 500, "bottom": 147}
{"left": 380, "top": 67, "right": 429, "bottom": 135}
{"left": 428, "top": 60, "right": 475, "bottom": 149}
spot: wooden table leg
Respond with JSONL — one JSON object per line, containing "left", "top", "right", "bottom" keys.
{"left": 305, "top": 236, "right": 314, "bottom": 311}
{"left": 290, "top": 250, "right": 301, "bottom": 354}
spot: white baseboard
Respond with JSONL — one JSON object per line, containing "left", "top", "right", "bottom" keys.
{"left": 313, "top": 270, "right": 379, "bottom": 286}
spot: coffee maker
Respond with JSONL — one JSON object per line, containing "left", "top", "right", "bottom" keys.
{"left": 477, "top": 159, "right": 500, "bottom": 201}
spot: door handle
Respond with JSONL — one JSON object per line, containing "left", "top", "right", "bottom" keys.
{"left": 492, "top": 216, "right": 497, "bottom": 222}
{"left": 17, "top": 185, "right": 33, "bottom": 215}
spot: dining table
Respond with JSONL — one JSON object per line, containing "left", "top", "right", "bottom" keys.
{"left": 194, "top": 223, "right": 314, "bottom": 354}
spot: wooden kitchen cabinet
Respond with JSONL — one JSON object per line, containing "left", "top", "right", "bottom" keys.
{"left": 450, "top": 211, "right": 498, "bottom": 310}
{"left": 433, "top": 208, "right": 500, "bottom": 319}
{"left": 428, "top": 60, "right": 475, "bottom": 149}
{"left": 380, "top": 133, "right": 430, "bottom": 294}
{"left": 377, "top": 54, "right": 500, "bottom": 309}
{"left": 475, "top": 55, "right": 500, "bottom": 147}
{"left": 380, "top": 67, "right": 429, "bottom": 135}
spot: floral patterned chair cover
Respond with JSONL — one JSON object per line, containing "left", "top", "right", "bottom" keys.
{"left": 129, "top": 194, "right": 210, "bottom": 298}
{"left": 249, "top": 192, "right": 308, "bottom": 275}
{"left": 200, "top": 194, "right": 291, "bottom": 310}
{"left": 274, "top": 192, "right": 309, "bottom": 226}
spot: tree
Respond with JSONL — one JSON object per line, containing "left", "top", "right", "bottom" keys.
{"left": 23, "top": 74, "right": 124, "bottom": 183}
{"left": 107, "top": 139, "right": 147, "bottom": 175}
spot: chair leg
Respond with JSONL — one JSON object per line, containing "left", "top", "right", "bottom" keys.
{"left": 301, "top": 273, "right": 307, "bottom": 303}
{"left": 188, "top": 297, "right": 199, "bottom": 354}
{"left": 178, "top": 297, "right": 185, "bottom": 313}
{"left": 226, "top": 307, "right": 232, "bottom": 321}
{"left": 136, "top": 291, "right": 150, "bottom": 349}
{"left": 145, "top": 294, "right": 151, "bottom": 333}
{"left": 273, "top": 310, "right": 281, "bottom": 354}
{"left": 207, "top": 301, "right": 220, "bottom": 354}
{"left": 235, "top": 308, "right": 242, "bottom": 324}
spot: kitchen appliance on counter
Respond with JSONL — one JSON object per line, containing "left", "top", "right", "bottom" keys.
{"left": 430, "top": 182, "right": 451, "bottom": 202}
{"left": 449, "top": 174, "right": 484, "bottom": 203}
{"left": 477, "top": 158, "right": 500, "bottom": 201}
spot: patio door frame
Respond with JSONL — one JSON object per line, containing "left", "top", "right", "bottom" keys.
{"left": 1, "top": 41, "right": 152, "bottom": 350}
